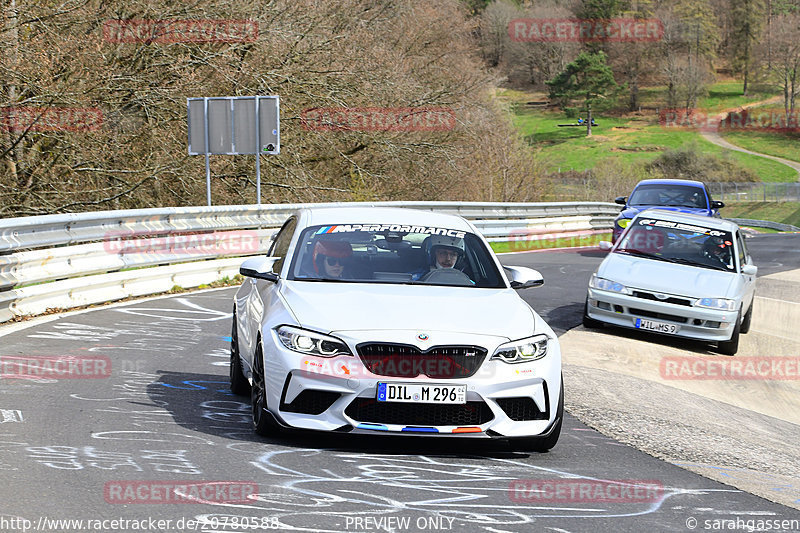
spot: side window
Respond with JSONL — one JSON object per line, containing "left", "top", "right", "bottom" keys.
{"left": 269, "top": 217, "right": 297, "bottom": 274}
{"left": 736, "top": 231, "right": 749, "bottom": 266}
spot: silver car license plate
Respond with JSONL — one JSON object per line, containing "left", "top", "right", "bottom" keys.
{"left": 635, "top": 318, "right": 678, "bottom": 334}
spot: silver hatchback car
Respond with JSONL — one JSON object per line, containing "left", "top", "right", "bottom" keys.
{"left": 583, "top": 210, "right": 757, "bottom": 355}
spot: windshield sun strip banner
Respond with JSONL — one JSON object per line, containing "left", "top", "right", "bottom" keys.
{"left": 314, "top": 224, "right": 466, "bottom": 238}
{"left": 636, "top": 218, "right": 727, "bottom": 237}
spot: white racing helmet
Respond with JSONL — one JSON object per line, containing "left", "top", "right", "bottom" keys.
{"left": 428, "top": 235, "right": 465, "bottom": 268}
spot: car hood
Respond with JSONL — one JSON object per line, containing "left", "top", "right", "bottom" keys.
{"left": 279, "top": 281, "right": 537, "bottom": 340}
{"left": 599, "top": 252, "right": 736, "bottom": 297}
{"left": 620, "top": 206, "right": 712, "bottom": 219}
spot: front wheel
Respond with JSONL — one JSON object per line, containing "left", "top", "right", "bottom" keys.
{"left": 251, "top": 340, "right": 281, "bottom": 437}
{"left": 229, "top": 309, "right": 250, "bottom": 396}
{"left": 740, "top": 301, "right": 753, "bottom": 334}
{"left": 717, "top": 312, "right": 741, "bottom": 356}
{"left": 582, "top": 298, "right": 603, "bottom": 328}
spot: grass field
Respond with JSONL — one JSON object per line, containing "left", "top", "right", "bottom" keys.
{"left": 490, "top": 231, "right": 612, "bottom": 253}
{"left": 500, "top": 82, "right": 798, "bottom": 183}
{"left": 722, "top": 201, "right": 800, "bottom": 227}
{"left": 697, "top": 82, "right": 780, "bottom": 113}
{"left": 509, "top": 109, "right": 797, "bottom": 182}
{"left": 717, "top": 105, "right": 800, "bottom": 164}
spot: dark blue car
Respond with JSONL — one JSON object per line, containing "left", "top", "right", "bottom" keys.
{"left": 612, "top": 179, "right": 725, "bottom": 242}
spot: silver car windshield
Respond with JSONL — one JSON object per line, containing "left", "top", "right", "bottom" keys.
{"left": 287, "top": 224, "right": 505, "bottom": 288}
{"left": 616, "top": 218, "right": 736, "bottom": 272}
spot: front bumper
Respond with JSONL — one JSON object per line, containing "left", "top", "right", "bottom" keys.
{"left": 260, "top": 330, "right": 562, "bottom": 438}
{"left": 586, "top": 288, "right": 738, "bottom": 342}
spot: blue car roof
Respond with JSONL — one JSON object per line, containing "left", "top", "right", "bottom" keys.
{"left": 633, "top": 179, "right": 705, "bottom": 189}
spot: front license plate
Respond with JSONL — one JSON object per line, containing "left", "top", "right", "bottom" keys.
{"left": 377, "top": 382, "right": 466, "bottom": 404}
{"left": 635, "top": 318, "right": 679, "bottom": 334}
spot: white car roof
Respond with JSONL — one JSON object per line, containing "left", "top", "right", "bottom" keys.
{"left": 299, "top": 206, "right": 475, "bottom": 232}
{"left": 635, "top": 208, "right": 740, "bottom": 232}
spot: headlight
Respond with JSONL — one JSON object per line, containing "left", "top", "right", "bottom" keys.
{"left": 694, "top": 298, "right": 737, "bottom": 311}
{"left": 275, "top": 326, "right": 351, "bottom": 357}
{"left": 617, "top": 218, "right": 631, "bottom": 229}
{"left": 589, "top": 274, "right": 631, "bottom": 294}
{"left": 491, "top": 334, "right": 549, "bottom": 364}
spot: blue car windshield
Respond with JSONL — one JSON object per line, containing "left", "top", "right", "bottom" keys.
{"left": 629, "top": 184, "right": 708, "bottom": 209}
{"left": 616, "top": 218, "right": 736, "bottom": 272}
{"left": 287, "top": 224, "right": 505, "bottom": 288}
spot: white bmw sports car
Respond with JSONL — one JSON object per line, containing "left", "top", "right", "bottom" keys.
{"left": 230, "top": 207, "right": 563, "bottom": 451}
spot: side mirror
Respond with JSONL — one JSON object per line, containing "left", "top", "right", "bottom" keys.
{"left": 240, "top": 256, "right": 280, "bottom": 282}
{"left": 504, "top": 266, "right": 544, "bottom": 289}
{"left": 614, "top": 196, "right": 627, "bottom": 205}
{"left": 741, "top": 264, "right": 757, "bottom": 276}
{"left": 598, "top": 241, "right": 613, "bottom": 251}
{"left": 711, "top": 200, "right": 725, "bottom": 209}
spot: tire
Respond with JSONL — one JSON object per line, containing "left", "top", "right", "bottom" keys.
{"left": 582, "top": 298, "right": 603, "bottom": 328}
{"left": 229, "top": 309, "right": 250, "bottom": 396}
{"left": 512, "top": 376, "right": 564, "bottom": 453}
{"left": 740, "top": 301, "right": 753, "bottom": 334}
{"left": 251, "top": 339, "right": 281, "bottom": 437}
{"left": 718, "top": 311, "right": 741, "bottom": 356}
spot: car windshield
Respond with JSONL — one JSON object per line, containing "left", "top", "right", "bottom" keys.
{"left": 615, "top": 218, "right": 736, "bottom": 272}
{"left": 287, "top": 223, "right": 505, "bottom": 288}
{"left": 628, "top": 184, "right": 707, "bottom": 208}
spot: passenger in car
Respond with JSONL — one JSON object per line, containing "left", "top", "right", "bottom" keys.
{"left": 313, "top": 240, "right": 353, "bottom": 279}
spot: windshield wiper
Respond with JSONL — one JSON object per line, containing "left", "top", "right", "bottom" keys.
{"left": 659, "top": 257, "right": 731, "bottom": 272}
{"left": 617, "top": 249, "right": 663, "bottom": 260}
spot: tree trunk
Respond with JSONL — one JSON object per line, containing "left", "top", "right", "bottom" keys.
{"left": 6, "top": 0, "right": 22, "bottom": 185}
{"left": 586, "top": 105, "right": 592, "bottom": 137}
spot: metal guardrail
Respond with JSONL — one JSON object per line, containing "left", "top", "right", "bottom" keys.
{"left": 0, "top": 201, "right": 619, "bottom": 323}
{"left": 728, "top": 218, "right": 800, "bottom": 232}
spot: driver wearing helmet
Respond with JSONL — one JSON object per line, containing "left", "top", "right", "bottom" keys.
{"left": 410, "top": 234, "right": 467, "bottom": 281}
{"left": 312, "top": 239, "right": 352, "bottom": 279}
{"left": 429, "top": 234, "right": 465, "bottom": 270}
{"left": 702, "top": 236, "right": 732, "bottom": 268}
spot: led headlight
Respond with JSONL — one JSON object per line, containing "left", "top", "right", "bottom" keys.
{"left": 617, "top": 218, "right": 631, "bottom": 229}
{"left": 694, "top": 298, "right": 737, "bottom": 311}
{"left": 276, "top": 326, "right": 351, "bottom": 357}
{"left": 491, "top": 334, "right": 549, "bottom": 364}
{"left": 589, "top": 274, "right": 631, "bottom": 294}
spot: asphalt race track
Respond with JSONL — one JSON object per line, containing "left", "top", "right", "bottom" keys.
{"left": 1, "top": 233, "right": 799, "bottom": 532}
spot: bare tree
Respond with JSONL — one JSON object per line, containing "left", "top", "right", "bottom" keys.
{"left": 0, "top": 0, "right": 548, "bottom": 216}
{"left": 760, "top": 13, "right": 800, "bottom": 119}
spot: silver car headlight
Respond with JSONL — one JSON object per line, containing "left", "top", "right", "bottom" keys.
{"left": 491, "top": 334, "right": 549, "bottom": 364}
{"left": 694, "top": 298, "right": 737, "bottom": 311}
{"left": 276, "top": 325, "right": 351, "bottom": 357}
{"left": 589, "top": 274, "right": 631, "bottom": 295}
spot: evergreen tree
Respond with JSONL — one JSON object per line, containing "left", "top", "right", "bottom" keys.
{"left": 546, "top": 51, "right": 622, "bottom": 137}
